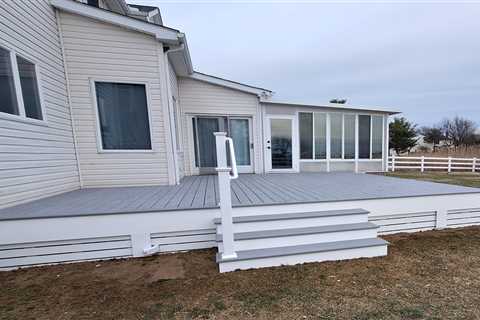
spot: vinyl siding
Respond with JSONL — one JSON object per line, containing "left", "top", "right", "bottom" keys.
{"left": 178, "top": 77, "right": 262, "bottom": 176}
{"left": 0, "top": 0, "right": 80, "bottom": 209}
{"left": 59, "top": 12, "right": 170, "bottom": 187}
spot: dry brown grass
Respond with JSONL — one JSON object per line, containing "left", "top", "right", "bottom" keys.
{"left": 384, "top": 171, "right": 480, "bottom": 188}
{"left": 409, "top": 146, "right": 480, "bottom": 158}
{"left": 2, "top": 227, "right": 480, "bottom": 319}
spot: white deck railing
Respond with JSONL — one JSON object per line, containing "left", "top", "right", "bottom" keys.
{"left": 388, "top": 155, "right": 478, "bottom": 173}
{"left": 214, "top": 132, "right": 238, "bottom": 260}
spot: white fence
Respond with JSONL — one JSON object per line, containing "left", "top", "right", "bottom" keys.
{"left": 388, "top": 156, "right": 478, "bottom": 173}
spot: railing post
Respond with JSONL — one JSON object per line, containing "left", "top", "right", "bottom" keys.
{"left": 447, "top": 157, "right": 452, "bottom": 173}
{"left": 473, "top": 158, "right": 477, "bottom": 173}
{"left": 391, "top": 154, "right": 395, "bottom": 172}
{"left": 214, "top": 132, "right": 237, "bottom": 260}
{"left": 421, "top": 156, "right": 425, "bottom": 173}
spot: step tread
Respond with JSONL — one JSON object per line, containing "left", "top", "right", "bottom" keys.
{"left": 213, "top": 208, "right": 369, "bottom": 225}
{"left": 217, "top": 237, "right": 388, "bottom": 263}
{"left": 216, "top": 222, "right": 379, "bottom": 241}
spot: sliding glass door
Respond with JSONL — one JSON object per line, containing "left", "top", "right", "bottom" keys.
{"left": 192, "top": 116, "right": 253, "bottom": 174}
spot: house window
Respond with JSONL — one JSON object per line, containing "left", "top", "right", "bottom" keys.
{"left": 0, "top": 47, "right": 18, "bottom": 116}
{"left": 17, "top": 56, "right": 42, "bottom": 120}
{"left": 330, "top": 113, "right": 342, "bottom": 159}
{"left": 314, "top": 113, "right": 327, "bottom": 159}
{"left": 358, "top": 115, "right": 371, "bottom": 159}
{"left": 299, "top": 112, "right": 313, "bottom": 159}
{"left": 372, "top": 115, "right": 383, "bottom": 159}
{"left": 344, "top": 114, "right": 355, "bottom": 159}
{"left": 0, "top": 46, "right": 43, "bottom": 120}
{"left": 95, "top": 82, "right": 151, "bottom": 150}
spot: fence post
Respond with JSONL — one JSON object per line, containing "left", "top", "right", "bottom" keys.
{"left": 214, "top": 132, "right": 237, "bottom": 260}
{"left": 391, "top": 154, "right": 395, "bottom": 172}
{"left": 447, "top": 157, "right": 452, "bottom": 173}
{"left": 421, "top": 156, "right": 425, "bottom": 173}
{"left": 473, "top": 158, "right": 477, "bottom": 173}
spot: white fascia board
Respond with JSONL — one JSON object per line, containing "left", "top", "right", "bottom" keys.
{"left": 188, "top": 72, "right": 273, "bottom": 97}
{"left": 260, "top": 100, "right": 400, "bottom": 115}
{"left": 50, "top": 0, "right": 179, "bottom": 44}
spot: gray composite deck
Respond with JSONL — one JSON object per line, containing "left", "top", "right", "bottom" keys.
{"left": 1, "top": 172, "right": 479, "bottom": 220}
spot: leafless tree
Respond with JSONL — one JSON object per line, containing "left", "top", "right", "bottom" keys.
{"left": 441, "top": 116, "right": 477, "bottom": 149}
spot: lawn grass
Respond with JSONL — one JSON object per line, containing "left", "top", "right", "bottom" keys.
{"left": 2, "top": 227, "right": 480, "bottom": 319}
{"left": 384, "top": 171, "right": 480, "bottom": 188}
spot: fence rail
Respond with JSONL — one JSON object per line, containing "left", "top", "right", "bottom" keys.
{"left": 388, "top": 156, "right": 478, "bottom": 173}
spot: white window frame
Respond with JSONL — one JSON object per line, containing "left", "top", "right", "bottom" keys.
{"left": 357, "top": 113, "right": 384, "bottom": 162}
{"left": 0, "top": 43, "right": 46, "bottom": 125}
{"left": 299, "top": 111, "right": 384, "bottom": 163}
{"left": 90, "top": 79, "right": 155, "bottom": 153}
{"left": 298, "top": 111, "right": 328, "bottom": 162}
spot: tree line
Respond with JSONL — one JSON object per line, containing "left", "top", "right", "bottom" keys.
{"left": 389, "top": 116, "right": 479, "bottom": 155}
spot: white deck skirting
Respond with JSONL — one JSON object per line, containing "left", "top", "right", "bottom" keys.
{"left": 0, "top": 173, "right": 480, "bottom": 270}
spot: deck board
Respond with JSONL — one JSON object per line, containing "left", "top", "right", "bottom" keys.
{"left": 1, "top": 172, "right": 479, "bottom": 220}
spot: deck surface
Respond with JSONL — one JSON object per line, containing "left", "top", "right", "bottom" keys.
{"left": 1, "top": 173, "right": 479, "bottom": 220}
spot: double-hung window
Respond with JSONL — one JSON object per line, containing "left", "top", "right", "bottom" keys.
{"left": 94, "top": 82, "right": 152, "bottom": 151}
{"left": 0, "top": 46, "right": 43, "bottom": 121}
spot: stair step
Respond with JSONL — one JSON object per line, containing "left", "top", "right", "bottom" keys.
{"left": 217, "top": 222, "right": 379, "bottom": 252}
{"left": 216, "top": 209, "right": 369, "bottom": 233}
{"left": 216, "top": 222, "right": 378, "bottom": 242}
{"left": 214, "top": 208, "right": 369, "bottom": 225}
{"left": 217, "top": 238, "right": 388, "bottom": 272}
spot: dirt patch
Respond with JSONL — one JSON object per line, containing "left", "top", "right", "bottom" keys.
{"left": 2, "top": 227, "right": 480, "bottom": 319}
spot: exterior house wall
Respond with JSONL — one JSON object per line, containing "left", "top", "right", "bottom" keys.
{"left": 0, "top": 0, "right": 80, "bottom": 209}
{"left": 58, "top": 11, "right": 171, "bottom": 187}
{"left": 178, "top": 77, "right": 263, "bottom": 176}
{"left": 263, "top": 104, "right": 388, "bottom": 173}
{"left": 168, "top": 61, "right": 184, "bottom": 179}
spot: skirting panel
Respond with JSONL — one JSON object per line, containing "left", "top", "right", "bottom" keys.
{"left": 0, "top": 235, "right": 132, "bottom": 270}
{"left": 370, "top": 211, "right": 436, "bottom": 235}
{"left": 150, "top": 228, "right": 216, "bottom": 252}
{"left": 447, "top": 207, "right": 480, "bottom": 228}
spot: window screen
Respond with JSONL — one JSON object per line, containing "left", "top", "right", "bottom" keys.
{"left": 359, "top": 115, "right": 371, "bottom": 159}
{"left": 299, "top": 112, "right": 313, "bottom": 159}
{"left": 372, "top": 115, "right": 383, "bottom": 159}
{"left": 344, "top": 114, "right": 355, "bottom": 159}
{"left": 95, "top": 82, "right": 151, "bottom": 150}
{"left": 330, "top": 113, "right": 342, "bottom": 159}
{"left": 314, "top": 113, "right": 327, "bottom": 159}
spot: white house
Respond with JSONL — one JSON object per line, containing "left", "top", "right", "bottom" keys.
{"left": 1, "top": 0, "right": 479, "bottom": 272}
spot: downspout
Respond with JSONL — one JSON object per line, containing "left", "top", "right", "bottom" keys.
{"left": 164, "top": 44, "right": 185, "bottom": 184}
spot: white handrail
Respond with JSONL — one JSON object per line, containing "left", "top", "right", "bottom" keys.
{"left": 225, "top": 137, "right": 238, "bottom": 180}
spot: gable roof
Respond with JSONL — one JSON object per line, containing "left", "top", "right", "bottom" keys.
{"left": 51, "top": 0, "right": 193, "bottom": 75}
{"left": 188, "top": 72, "right": 273, "bottom": 97}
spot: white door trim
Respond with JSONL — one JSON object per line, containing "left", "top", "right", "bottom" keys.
{"left": 264, "top": 114, "right": 299, "bottom": 173}
{"left": 229, "top": 117, "right": 254, "bottom": 174}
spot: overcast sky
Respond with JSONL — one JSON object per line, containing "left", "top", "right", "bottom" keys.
{"left": 132, "top": 0, "right": 480, "bottom": 126}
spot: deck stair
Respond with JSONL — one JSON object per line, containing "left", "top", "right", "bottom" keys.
{"left": 214, "top": 208, "right": 388, "bottom": 272}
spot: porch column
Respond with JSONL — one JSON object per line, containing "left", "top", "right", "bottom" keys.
{"left": 214, "top": 132, "right": 237, "bottom": 260}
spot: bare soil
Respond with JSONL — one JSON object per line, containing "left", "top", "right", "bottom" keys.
{"left": 2, "top": 227, "right": 480, "bottom": 319}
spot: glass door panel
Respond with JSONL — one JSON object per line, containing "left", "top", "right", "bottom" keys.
{"left": 196, "top": 117, "right": 219, "bottom": 168}
{"left": 270, "top": 119, "right": 293, "bottom": 169}
{"left": 229, "top": 119, "right": 251, "bottom": 166}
